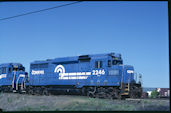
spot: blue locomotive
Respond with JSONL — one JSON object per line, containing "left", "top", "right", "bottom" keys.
{"left": 0, "top": 52, "right": 142, "bottom": 99}
{"left": 0, "top": 63, "right": 28, "bottom": 93}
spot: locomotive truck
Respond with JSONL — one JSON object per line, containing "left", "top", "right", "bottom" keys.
{"left": 0, "top": 52, "right": 142, "bottom": 99}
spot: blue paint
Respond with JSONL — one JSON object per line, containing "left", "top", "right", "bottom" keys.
{"left": 28, "top": 52, "right": 136, "bottom": 88}
{"left": 0, "top": 63, "right": 28, "bottom": 86}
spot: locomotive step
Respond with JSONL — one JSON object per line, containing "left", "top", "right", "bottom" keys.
{"left": 124, "top": 88, "right": 129, "bottom": 91}
{"left": 121, "top": 92, "right": 129, "bottom": 95}
{"left": 13, "top": 90, "right": 17, "bottom": 93}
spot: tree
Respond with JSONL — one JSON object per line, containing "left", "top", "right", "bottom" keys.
{"left": 150, "top": 90, "right": 159, "bottom": 98}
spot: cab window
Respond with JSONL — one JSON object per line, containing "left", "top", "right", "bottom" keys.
{"left": 19, "top": 67, "right": 25, "bottom": 71}
{"left": 112, "top": 60, "right": 123, "bottom": 65}
{"left": 112, "top": 60, "right": 117, "bottom": 65}
{"left": 13, "top": 67, "right": 18, "bottom": 71}
{"left": 108, "top": 60, "right": 111, "bottom": 67}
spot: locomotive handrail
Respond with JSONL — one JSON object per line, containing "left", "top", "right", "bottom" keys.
{"left": 138, "top": 73, "right": 142, "bottom": 85}
{"left": 134, "top": 72, "right": 137, "bottom": 83}
{"left": 16, "top": 76, "right": 20, "bottom": 90}
{"left": 21, "top": 77, "right": 25, "bottom": 91}
{"left": 121, "top": 66, "right": 124, "bottom": 89}
{"left": 12, "top": 71, "right": 16, "bottom": 89}
{"left": 16, "top": 74, "right": 25, "bottom": 91}
{"left": 128, "top": 76, "right": 130, "bottom": 91}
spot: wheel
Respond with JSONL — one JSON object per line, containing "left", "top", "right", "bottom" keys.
{"left": 87, "top": 90, "right": 96, "bottom": 98}
{"left": 42, "top": 89, "right": 49, "bottom": 96}
{"left": 106, "top": 87, "right": 119, "bottom": 99}
{"left": 28, "top": 89, "right": 34, "bottom": 95}
{"left": 35, "top": 87, "right": 41, "bottom": 95}
{"left": 81, "top": 87, "right": 86, "bottom": 96}
{"left": 106, "top": 93, "right": 113, "bottom": 99}
{"left": 86, "top": 87, "right": 96, "bottom": 98}
{"left": 106, "top": 87, "right": 113, "bottom": 99}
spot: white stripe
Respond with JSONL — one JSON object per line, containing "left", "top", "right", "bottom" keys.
{"left": 0, "top": 74, "right": 7, "bottom": 79}
{"left": 68, "top": 73, "right": 76, "bottom": 75}
{"left": 60, "top": 73, "right": 69, "bottom": 76}
{"left": 85, "top": 72, "right": 91, "bottom": 75}
{"left": 60, "top": 72, "right": 92, "bottom": 76}
{"left": 81, "top": 72, "right": 86, "bottom": 75}
{"left": 59, "top": 76, "right": 88, "bottom": 80}
{"left": 76, "top": 72, "right": 82, "bottom": 75}
{"left": 19, "top": 74, "right": 25, "bottom": 77}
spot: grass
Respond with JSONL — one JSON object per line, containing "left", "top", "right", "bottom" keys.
{"left": 19, "top": 105, "right": 50, "bottom": 111}
{"left": 0, "top": 93, "right": 169, "bottom": 111}
{"left": 7, "top": 97, "right": 13, "bottom": 103}
{"left": 143, "top": 100, "right": 153, "bottom": 104}
{"left": 59, "top": 98, "right": 135, "bottom": 111}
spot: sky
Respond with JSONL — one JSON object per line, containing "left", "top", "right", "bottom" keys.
{"left": 0, "top": 1, "right": 169, "bottom": 88}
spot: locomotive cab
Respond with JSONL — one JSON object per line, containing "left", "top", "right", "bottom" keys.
{"left": 107, "top": 53, "right": 142, "bottom": 98}
{"left": 0, "top": 63, "right": 28, "bottom": 93}
{"left": 121, "top": 65, "right": 142, "bottom": 98}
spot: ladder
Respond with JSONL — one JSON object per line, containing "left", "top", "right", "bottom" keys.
{"left": 120, "top": 68, "right": 130, "bottom": 96}
{"left": 121, "top": 83, "right": 129, "bottom": 96}
{"left": 12, "top": 71, "right": 17, "bottom": 92}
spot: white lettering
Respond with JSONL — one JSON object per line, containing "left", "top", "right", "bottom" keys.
{"left": 92, "top": 69, "right": 105, "bottom": 75}
{"left": 19, "top": 74, "right": 25, "bottom": 77}
{"left": 127, "top": 70, "right": 134, "bottom": 74}
{"left": 31, "top": 70, "right": 44, "bottom": 75}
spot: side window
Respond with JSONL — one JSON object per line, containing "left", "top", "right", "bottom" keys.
{"left": 108, "top": 60, "right": 111, "bottom": 67}
{"left": 95, "top": 61, "right": 103, "bottom": 68}
{"left": 95, "top": 61, "right": 98, "bottom": 68}
{"left": 2, "top": 67, "right": 6, "bottom": 74}
{"left": 9, "top": 68, "right": 11, "bottom": 73}
{"left": 99, "top": 61, "right": 102, "bottom": 68}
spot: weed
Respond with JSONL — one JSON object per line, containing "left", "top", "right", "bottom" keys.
{"left": 7, "top": 97, "right": 12, "bottom": 103}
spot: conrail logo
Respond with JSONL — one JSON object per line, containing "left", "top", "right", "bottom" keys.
{"left": 54, "top": 65, "right": 105, "bottom": 80}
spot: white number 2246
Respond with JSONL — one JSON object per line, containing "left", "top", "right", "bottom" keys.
{"left": 92, "top": 70, "right": 105, "bottom": 75}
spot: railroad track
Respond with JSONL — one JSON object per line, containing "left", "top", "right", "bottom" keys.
{"left": 126, "top": 98, "right": 170, "bottom": 101}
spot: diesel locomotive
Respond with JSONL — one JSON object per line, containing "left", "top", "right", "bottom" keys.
{"left": 0, "top": 53, "right": 142, "bottom": 99}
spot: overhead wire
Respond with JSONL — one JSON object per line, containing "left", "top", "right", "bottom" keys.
{"left": 0, "top": 1, "right": 82, "bottom": 21}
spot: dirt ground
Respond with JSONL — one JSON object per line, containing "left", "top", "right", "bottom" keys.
{"left": 0, "top": 93, "right": 170, "bottom": 111}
